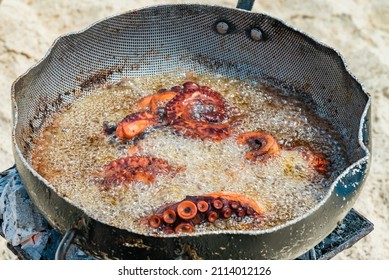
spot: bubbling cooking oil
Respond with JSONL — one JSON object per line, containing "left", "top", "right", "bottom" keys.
{"left": 31, "top": 73, "right": 348, "bottom": 234}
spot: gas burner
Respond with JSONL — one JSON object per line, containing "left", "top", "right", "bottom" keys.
{"left": 0, "top": 166, "right": 373, "bottom": 260}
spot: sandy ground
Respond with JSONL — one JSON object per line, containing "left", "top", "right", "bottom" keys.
{"left": 0, "top": 0, "right": 388, "bottom": 260}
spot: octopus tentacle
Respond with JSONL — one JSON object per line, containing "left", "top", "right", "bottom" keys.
{"left": 148, "top": 191, "right": 263, "bottom": 234}
{"left": 300, "top": 148, "right": 330, "bottom": 175}
{"left": 97, "top": 156, "right": 183, "bottom": 189}
{"left": 165, "top": 82, "right": 232, "bottom": 141}
{"left": 238, "top": 131, "right": 330, "bottom": 174}
{"left": 115, "top": 111, "right": 157, "bottom": 140}
{"left": 237, "top": 131, "right": 281, "bottom": 162}
{"left": 137, "top": 91, "right": 178, "bottom": 113}
{"left": 167, "top": 90, "right": 228, "bottom": 123}
{"left": 283, "top": 140, "right": 330, "bottom": 175}
{"left": 114, "top": 82, "right": 234, "bottom": 141}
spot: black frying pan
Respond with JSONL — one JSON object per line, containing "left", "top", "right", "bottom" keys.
{"left": 11, "top": 4, "right": 370, "bottom": 259}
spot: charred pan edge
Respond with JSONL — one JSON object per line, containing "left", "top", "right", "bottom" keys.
{"left": 11, "top": 4, "right": 371, "bottom": 237}
{"left": 79, "top": 65, "right": 125, "bottom": 91}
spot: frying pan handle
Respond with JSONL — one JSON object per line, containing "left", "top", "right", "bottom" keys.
{"left": 236, "top": 0, "right": 255, "bottom": 11}
{"left": 55, "top": 229, "right": 76, "bottom": 260}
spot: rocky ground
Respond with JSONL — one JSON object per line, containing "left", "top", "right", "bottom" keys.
{"left": 1, "top": 0, "right": 388, "bottom": 260}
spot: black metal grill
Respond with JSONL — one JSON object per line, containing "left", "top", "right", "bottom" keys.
{"left": 0, "top": 166, "right": 373, "bottom": 260}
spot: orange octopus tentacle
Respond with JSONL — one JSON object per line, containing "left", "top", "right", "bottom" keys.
{"left": 148, "top": 191, "right": 263, "bottom": 234}
{"left": 237, "top": 131, "right": 280, "bottom": 162}
{"left": 165, "top": 82, "right": 232, "bottom": 141}
{"left": 137, "top": 91, "right": 178, "bottom": 113}
{"left": 284, "top": 140, "right": 330, "bottom": 175}
{"left": 116, "top": 82, "right": 234, "bottom": 141}
{"left": 115, "top": 111, "right": 157, "bottom": 140}
{"left": 137, "top": 95, "right": 154, "bottom": 110}
{"left": 300, "top": 148, "right": 330, "bottom": 175}
{"left": 166, "top": 88, "right": 228, "bottom": 124}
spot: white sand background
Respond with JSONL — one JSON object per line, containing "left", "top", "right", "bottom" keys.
{"left": 0, "top": 0, "right": 388, "bottom": 260}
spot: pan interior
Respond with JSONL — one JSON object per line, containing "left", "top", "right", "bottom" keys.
{"left": 29, "top": 72, "right": 348, "bottom": 235}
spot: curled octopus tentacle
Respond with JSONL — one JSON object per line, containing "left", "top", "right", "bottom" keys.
{"left": 298, "top": 147, "right": 330, "bottom": 176}
{"left": 282, "top": 139, "right": 330, "bottom": 175}
{"left": 97, "top": 156, "right": 184, "bottom": 190}
{"left": 148, "top": 191, "right": 263, "bottom": 234}
{"left": 237, "top": 131, "right": 281, "bottom": 162}
{"left": 165, "top": 82, "right": 232, "bottom": 141}
{"left": 115, "top": 111, "right": 158, "bottom": 140}
{"left": 237, "top": 131, "right": 330, "bottom": 174}
{"left": 114, "top": 82, "right": 234, "bottom": 141}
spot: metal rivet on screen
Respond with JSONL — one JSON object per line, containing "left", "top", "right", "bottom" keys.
{"left": 250, "top": 28, "right": 263, "bottom": 41}
{"left": 216, "top": 21, "right": 229, "bottom": 34}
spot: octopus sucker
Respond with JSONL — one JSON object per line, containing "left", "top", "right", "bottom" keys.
{"left": 115, "top": 111, "right": 157, "bottom": 140}
{"left": 177, "top": 200, "right": 198, "bottom": 220}
{"left": 149, "top": 215, "right": 162, "bottom": 228}
{"left": 237, "top": 131, "right": 281, "bottom": 162}
{"left": 207, "top": 211, "right": 218, "bottom": 223}
{"left": 197, "top": 200, "right": 209, "bottom": 212}
{"left": 148, "top": 191, "right": 263, "bottom": 234}
{"left": 162, "top": 209, "right": 177, "bottom": 224}
{"left": 175, "top": 223, "right": 195, "bottom": 233}
{"left": 97, "top": 155, "right": 183, "bottom": 190}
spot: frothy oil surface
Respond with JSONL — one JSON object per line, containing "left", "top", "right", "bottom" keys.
{"left": 31, "top": 73, "right": 348, "bottom": 234}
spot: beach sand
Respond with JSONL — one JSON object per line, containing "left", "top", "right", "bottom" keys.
{"left": 1, "top": 0, "right": 388, "bottom": 260}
